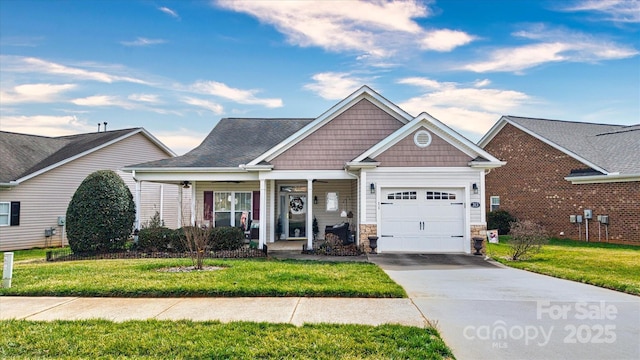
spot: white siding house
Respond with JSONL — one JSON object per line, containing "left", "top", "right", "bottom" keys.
{"left": 0, "top": 128, "right": 181, "bottom": 251}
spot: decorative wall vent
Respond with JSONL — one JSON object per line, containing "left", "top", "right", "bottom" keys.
{"left": 414, "top": 130, "right": 432, "bottom": 148}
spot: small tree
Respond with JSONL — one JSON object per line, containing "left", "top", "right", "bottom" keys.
{"left": 142, "top": 210, "right": 163, "bottom": 229}
{"left": 507, "top": 220, "right": 549, "bottom": 260}
{"left": 66, "top": 170, "right": 136, "bottom": 253}
{"left": 487, "top": 210, "right": 517, "bottom": 235}
{"left": 179, "top": 204, "right": 211, "bottom": 270}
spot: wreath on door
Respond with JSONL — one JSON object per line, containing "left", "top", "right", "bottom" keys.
{"left": 290, "top": 197, "right": 305, "bottom": 214}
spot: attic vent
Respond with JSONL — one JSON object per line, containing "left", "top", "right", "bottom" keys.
{"left": 414, "top": 130, "right": 432, "bottom": 148}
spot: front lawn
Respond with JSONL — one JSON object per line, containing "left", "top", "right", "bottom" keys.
{"left": 487, "top": 238, "right": 640, "bottom": 295}
{"left": 0, "top": 320, "right": 453, "bottom": 359}
{"left": 0, "top": 257, "right": 406, "bottom": 298}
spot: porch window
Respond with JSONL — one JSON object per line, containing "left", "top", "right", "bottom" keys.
{"left": 490, "top": 196, "right": 500, "bottom": 212}
{"left": 0, "top": 202, "right": 9, "bottom": 226}
{"left": 214, "top": 192, "right": 251, "bottom": 228}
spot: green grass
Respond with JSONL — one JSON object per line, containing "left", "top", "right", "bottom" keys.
{"left": 0, "top": 257, "right": 406, "bottom": 298}
{"left": 487, "top": 237, "right": 640, "bottom": 295}
{"left": 2, "top": 247, "right": 57, "bottom": 262}
{"left": 0, "top": 320, "right": 453, "bottom": 359}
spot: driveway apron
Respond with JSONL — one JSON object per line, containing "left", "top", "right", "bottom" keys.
{"left": 370, "top": 254, "right": 640, "bottom": 360}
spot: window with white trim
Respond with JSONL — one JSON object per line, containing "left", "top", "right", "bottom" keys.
{"left": 490, "top": 196, "right": 500, "bottom": 212}
{"left": 0, "top": 202, "right": 9, "bottom": 226}
{"left": 214, "top": 192, "right": 251, "bottom": 228}
{"left": 426, "top": 191, "right": 456, "bottom": 200}
{"left": 387, "top": 191, "right": 417, "bottom": 200}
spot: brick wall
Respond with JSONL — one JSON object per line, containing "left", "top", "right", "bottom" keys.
{"left": 484, "top": 123, "right": 639, "bottom": 244}
{"left": 359, "top": 224, "right": 377, "bottom": 253}
{"left": 471, "top": 224, "right": 488, "bottom": 254}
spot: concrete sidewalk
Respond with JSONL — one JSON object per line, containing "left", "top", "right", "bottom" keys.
{"left": 0, "top": 296, "right": 427, "bottom": 327}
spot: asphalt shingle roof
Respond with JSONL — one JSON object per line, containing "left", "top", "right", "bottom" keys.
{"left": 129, "top": 118, "right": 313, "bottom": 168}
{"left": 505, "top": 116, "right": 640, "bottom": 175}
{"left": 0, "top": 128, "right": 140, "bottom": 183}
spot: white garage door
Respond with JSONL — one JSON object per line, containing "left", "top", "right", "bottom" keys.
{"left": 379, "top": 189, "right": 465, "bottom": 253}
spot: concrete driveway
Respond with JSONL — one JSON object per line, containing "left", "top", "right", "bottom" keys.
{"left": 369, "top": 254, "right": 640, "bottom": 360}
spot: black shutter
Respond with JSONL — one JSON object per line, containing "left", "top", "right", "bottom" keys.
{"left": 10, "top": 201, "right": 20, "bottom": 226}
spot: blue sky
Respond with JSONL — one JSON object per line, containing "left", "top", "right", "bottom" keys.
{"left": 1, "top": 0, "right": 638, "bottom": 155}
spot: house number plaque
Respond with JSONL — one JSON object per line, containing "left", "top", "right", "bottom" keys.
{"left": 470, "top": 202, "right": 481, "bottom": 208}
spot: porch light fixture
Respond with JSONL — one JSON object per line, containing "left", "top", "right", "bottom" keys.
{"left": 313, "top": 196, "right": 318, "bottom": 204}
{"left": 472, "top": 183, "right": 478, "bottom": 194}
{"left": 370, "top": 183, "right": 375, "bottom": 194}
{"left": 182, "top": 181, "right": 191, "bottom": 189}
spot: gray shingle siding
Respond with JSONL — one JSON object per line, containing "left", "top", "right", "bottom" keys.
{"left": 129, "top": 118, "right": 313, "bottom": 168}
{"left": 0, "top": 128, "right": 139, "bottom": 183}
{"left": 505, "top": 116, "right": 640, "bottom": 176}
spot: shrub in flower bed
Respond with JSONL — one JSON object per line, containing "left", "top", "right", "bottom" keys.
{"left": 136, "top": 226, "right": 244, "bottom": 253}
{"left": 136, "top": 227, "right": 183, "bottom": 252}
{"left": 209, "top": 226, "right": 244, "bottom": 251}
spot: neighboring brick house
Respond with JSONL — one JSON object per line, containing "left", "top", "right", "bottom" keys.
{"left": 126, "top": 86, "right": 505, "bottom": 253}
{"left": 479, "top": 116, "right": 639, "bottom": 244}
{"left": 0, "top": 128, "right": 182, "bottom": 251}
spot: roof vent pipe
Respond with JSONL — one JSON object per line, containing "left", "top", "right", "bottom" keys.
{"left": 97, "top": 123, "right": 101, "bottom": 132}
{"left": 103, "top": 122, "right": 108, "bottom": 131}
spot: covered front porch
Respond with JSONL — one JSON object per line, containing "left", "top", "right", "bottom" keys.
{"left": 131, "top": 169, "right": 360, "bottom": 250}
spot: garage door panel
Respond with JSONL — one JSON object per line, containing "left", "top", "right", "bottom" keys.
{"left": 380, "top": 189, "right": 465, "bottom": 253}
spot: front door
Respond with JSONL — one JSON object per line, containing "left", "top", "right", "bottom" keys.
{"left": 287, "top": 194, "right": 307, "bottom": 239}
{"left": 279, "top": 192, "right": 308, "bottom": 240}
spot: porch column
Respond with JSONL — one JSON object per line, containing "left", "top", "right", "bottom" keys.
{"left": 307, "top": 179, "right": 313, "bottom": 250}
{"left": 269, "top": 180, "right": 275, "bottom": 243}
{"left": 178, "top": 185, "right": 183, "bottom": 227}
{"left": 159, "top": 184, "right": 164, "bottom": 224}
{"left": 190, "top": 181, "right": 196, "bottom": 226}
{"left": 134, "top": 179, "right": 141, "bottom": 230}
{"left": 259, "top": 179, "right": 267, "bottom": 249}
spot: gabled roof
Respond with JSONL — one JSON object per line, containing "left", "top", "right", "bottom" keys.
{"left": 0, "top": 128, "right": 174, "bottom": 185}
{"left": 126, "top": 118, "right": 313, "bottom": 169}
{"left": 349, "top": 112, "right": 504, "bottom": 169}
{"left": 478, "top": 116, "right": 640, "bottom": 181}
{"left": 247, "top": 85, "right": 414, "bottom": 166}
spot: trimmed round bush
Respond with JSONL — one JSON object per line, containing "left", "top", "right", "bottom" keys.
{"left": 487, "top": 209, "right": 517, "bottom": 235}
{"left": 209, "top": 226, "right": 244, "bottom": 251}
{"left": 66, "top": 170, "right": 136, "bottom": 253}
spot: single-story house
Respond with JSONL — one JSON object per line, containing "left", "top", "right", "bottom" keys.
{"left": 126, "top": 86, "right": 504, "bottom": 253}
{"left": 479, "top": 116, "right": 639, "bottom": 244}
{"left": 0, "top": 128, "right": 183, "bottom": 251}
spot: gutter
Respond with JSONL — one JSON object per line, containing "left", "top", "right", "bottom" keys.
{"left": 564, "top": 173, "right": 640, "bottom": 184}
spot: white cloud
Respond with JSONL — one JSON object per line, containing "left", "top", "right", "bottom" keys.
{"left": 398, "top": 77, "right": 454, "bottom": 90}
{"left": 398, "top": 77, "right": 532, "bottom": 135}
{"left": 0, "top": 83, "right": 76, "bottom": 104}
{"left": 159, "top": 6, "right": 180, "bottom": 19}
{"left": 462, "top": 26, "right": 638, "bottom": 73}
{"left": 0, "top": 115, "right": 94, "bottom": 136}
{"left": 154, "top": 129, "right": 207, "bottom": 155}
{"left": 121, "top": 37, "right": 166, "bottom": 47}
{"left": 181, "top": 97, "right": 224, "bottom": 114}
{"left": 216, "top": 0, "right": 473, "bottom": 57}
{"left": 474, "top": 79, "right": 491, "bottom": 87}
{"left": 559, "top": 0, "right": 640, "bottom": 23}
{"left": 1, "top": 55, "right": 149, "bottom": 84}
{"left": 304, "top": 72, "right": 367, "bottom": 100}
{"left": 188, "top": 81, "right": 283, "bottom": 108}
{"left": 128, "top": 93, "right": 160, "bottom": 103}
{"left": 71, "top": 95, "right": 121, "bottom": 107}
{"left": 421, "top": 29, "right": 475, "bottom": 52}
